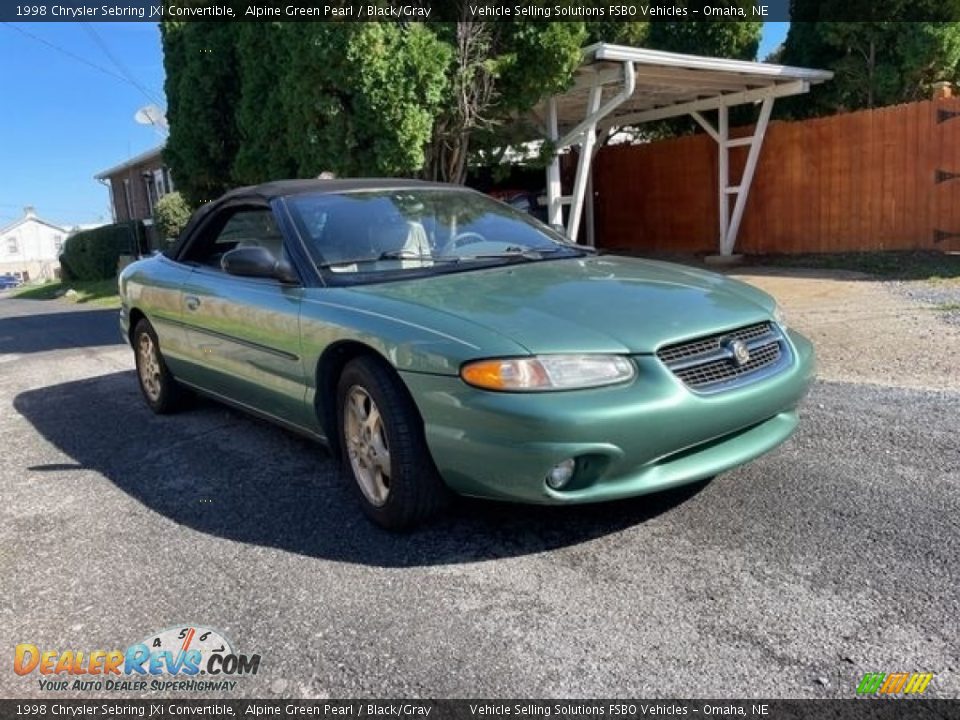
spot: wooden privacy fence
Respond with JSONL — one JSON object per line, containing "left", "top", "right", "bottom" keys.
{"left": 593, "top": 97, "right": 960, "bottom": 255}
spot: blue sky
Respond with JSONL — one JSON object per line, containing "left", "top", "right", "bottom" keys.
{"left": 0, "top": 21, "right": 790, "bottom": 230}
{"left": 0, "top": 22, "right": 165, "bottom": 228}
{"left": 758, "top": 22, "right": 789, "bottom": 60}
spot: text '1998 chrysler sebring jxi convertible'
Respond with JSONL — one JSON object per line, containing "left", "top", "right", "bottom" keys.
{"left": 119, "top": 179, "right": 815, "bottom": 530}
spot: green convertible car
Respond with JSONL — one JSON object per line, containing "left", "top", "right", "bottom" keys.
{"left": 119, "top": 179, "right": 815, "bottom": 529}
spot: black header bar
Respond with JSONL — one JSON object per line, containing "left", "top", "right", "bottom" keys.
{"left": 3, "top": 1, "right": 959, "bottom": 23}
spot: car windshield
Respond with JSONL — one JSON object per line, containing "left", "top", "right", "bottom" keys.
{"left": 284, "top": 188, "right": 588, "bottom": 281}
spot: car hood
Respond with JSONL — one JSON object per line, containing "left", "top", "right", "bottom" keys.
{"left": 347, "top": 255, "right": 777, "bottom": 355}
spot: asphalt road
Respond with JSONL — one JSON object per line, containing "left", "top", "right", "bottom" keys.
{"left": 1, "top": 295, "right": 958, "bottom": 699}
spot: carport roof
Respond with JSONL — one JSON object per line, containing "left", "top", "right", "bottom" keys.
{"left": 533, "top": 43, "right": 832, "bottom": 253}
{"left": 533, "top": 43, "right": 833, "bottom": 138}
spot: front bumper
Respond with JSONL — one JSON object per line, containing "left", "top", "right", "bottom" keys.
{"left": 400, "top": 329, "right": 815, "bottom": 504}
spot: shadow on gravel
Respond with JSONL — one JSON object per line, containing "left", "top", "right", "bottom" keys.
{"left": 0, "top": 308, "right": 122, "bottom": 354}
{"left": 14, "top": 371, "right": 708, "bottom": 568}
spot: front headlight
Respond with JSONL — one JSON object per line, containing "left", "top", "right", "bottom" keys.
{"left": 460, "top": 355, "right": 636, "bottom": 392}
{"left": 773, "top": 304, "right": 788, "bottom": 330}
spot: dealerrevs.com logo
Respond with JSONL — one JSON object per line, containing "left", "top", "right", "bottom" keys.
{"left": 14, "top": 625, "right": 261, "bottom": 692}
{"left": 856, "top": 672, "right": 934, "bottom": 696}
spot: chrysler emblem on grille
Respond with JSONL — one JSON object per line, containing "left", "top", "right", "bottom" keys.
{"left": 728, "top": 339, "right": 751, "bottom": 366}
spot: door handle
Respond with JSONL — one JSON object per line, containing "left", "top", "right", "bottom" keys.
{"left": 185, "top": 295, "right": 201, "bottom": 311}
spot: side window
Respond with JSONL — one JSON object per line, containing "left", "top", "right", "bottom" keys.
{"left": 184, "top": 209, "right": 287, "bottom": 270}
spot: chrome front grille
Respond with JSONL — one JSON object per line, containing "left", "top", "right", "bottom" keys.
{"left": 656, "top": 322, "right": 790, "bottom": 392}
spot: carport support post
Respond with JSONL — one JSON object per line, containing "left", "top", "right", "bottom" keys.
{"left": 585, "top": 173, "right": 596, "bottom": 247}
{"left": 585, "top": 127, "right": 610, "bottom": 248}
{"left": 546, "top": 98, "right": 563, "bottom": 228}
{"left": 725, "top": 97, "right": 774, "bottom": 255}
{"left": 567, "top": 85, "right": 603, "bottom": 245}
{"left": 699, "top": 96, "right": 775, "bottom": 256}
{"left": 717, "top": 105, "right": 730, "bottom": 254}
{"left": 545, "top": 61, "right": 635, "bottom": 242}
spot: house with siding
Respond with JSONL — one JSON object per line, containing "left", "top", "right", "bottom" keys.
{"left": 95, "top": 146, "right": 174, "bottom": 223}
{"left": 0, "top": 207, "right": 68, "bottom": 282}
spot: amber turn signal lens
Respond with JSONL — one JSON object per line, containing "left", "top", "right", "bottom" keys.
{"left": 460, "top": 358, "right": 550, "bottom": 391}
{"left": 460, "top": 355, "right": 635, "bottom": 392}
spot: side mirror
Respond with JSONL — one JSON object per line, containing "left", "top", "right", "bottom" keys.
{"left": 221, "top": 246, "right": 299, "bottom": 284}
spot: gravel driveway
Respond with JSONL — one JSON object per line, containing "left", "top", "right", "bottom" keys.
{"left": 1, "top": 274, "right": 957, "bottom": 699}
{"left": 885, "top": 279, "right": 960, "bottom": 327}
{"left": 730, "top": 268, "right": 960, "bottom": 390}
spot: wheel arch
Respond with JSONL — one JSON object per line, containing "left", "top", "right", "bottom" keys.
{"left": 315, "top": 340, "right": 425, "bottom": 458}
{"left": 128, "top": 307, "right": 147, "bottom": 345}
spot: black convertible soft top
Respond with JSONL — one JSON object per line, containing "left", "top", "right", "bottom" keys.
{"left": 166, "top": 177, "right": 459, "bottom": 259}
{"left": 224, "top": 177, "right": 449, "bottom": 201}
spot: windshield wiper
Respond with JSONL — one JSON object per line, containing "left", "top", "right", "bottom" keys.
{"left": 462, "top": 245, "right": 594, "bottom": 262}
{"left": 319, "top": 249, "right": 460, "bottom": 269}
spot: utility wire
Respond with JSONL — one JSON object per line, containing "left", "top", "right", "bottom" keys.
{"left": 81, "top": 23, "right": 164, "bottom": 107}
{"left": 0, "top": 22, "right": 161, "bottom": 100}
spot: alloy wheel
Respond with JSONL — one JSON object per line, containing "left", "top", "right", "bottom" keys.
{"left": 343, "top": 385, "right": 392, "bottom": 507}
{"left": 137, "top": 332, "right": 162, "bottom": 403}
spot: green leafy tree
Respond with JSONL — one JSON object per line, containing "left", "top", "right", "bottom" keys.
{"left": 152, "top": 192, "right": 192, "bottom": 245}
{"left": 232, "top": 23, "right": 297, "bottom": 185}
{"left": 647, "top": 20, "right": 763, "bottom": 60}
{"left": 586, "top": 21, "right": 649, "bottom": 46}
{"left": 279, "top": 23, "right": 450, "bottom": 179}
{"left": 159, "top": 19, "right": 662, "bottom": 190}
{"left": 161, "top": 21, "right": 240, "bottom": 206}
{"left": 424, "top": 20, "right": 587, "bottom": 183}
{"left": 782, "top": 3, "right": 960, "bottom": 116}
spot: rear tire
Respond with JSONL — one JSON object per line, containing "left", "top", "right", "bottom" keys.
{"left": 337, "top": 356, "right": 449, "bottom": 530}
{"left": 133, "top": 318, "right": 188, "bottom": 414}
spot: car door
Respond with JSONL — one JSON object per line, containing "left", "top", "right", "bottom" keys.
{"left": 131, "top": 254, "right": 194, "bottom": 378}
{"left": 177, "top": 204, "right": 311, "bottom": 428}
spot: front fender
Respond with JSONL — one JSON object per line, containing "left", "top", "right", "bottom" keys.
{"left": 298, "top": 288, "right": 529, "bottom": 376}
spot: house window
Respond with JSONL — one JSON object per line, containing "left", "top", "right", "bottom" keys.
{"left": 122, "top": 178, "right": 134, "bottom": 221}
{"left": 53, "top": 235, "right": 63, "bottom": 254}
{"left": 6, "top": 237, "right": 17, "bottom": 254}
{"left": 144, "top": 174, "right": 157, "bottom": 215}
{"left": 154, "top": 168, "right": 167, "bottom": 198}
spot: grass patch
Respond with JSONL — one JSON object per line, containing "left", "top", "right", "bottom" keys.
{"left": 12, "top": 278, "right": 120, "bottom": 307}
{"left": 748, "top": 251, "right": 960, "bottom": 282}
{"left": 931, "top": 302, "right": 960, "bottom": 312}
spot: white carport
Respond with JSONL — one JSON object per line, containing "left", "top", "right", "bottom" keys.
{"left": 533, "top": 43, "right": 832, "bottom": 253}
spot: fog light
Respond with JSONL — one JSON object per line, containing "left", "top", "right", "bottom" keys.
{"left": 546, "top": 458, "right": 577, "bottom": 490}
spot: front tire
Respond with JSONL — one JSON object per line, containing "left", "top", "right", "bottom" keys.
{"left": 133, "top": 318, "right": 188, "bottom": 414}
{"left": 337, "top": 356, "right": 449, "bottom": 530}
